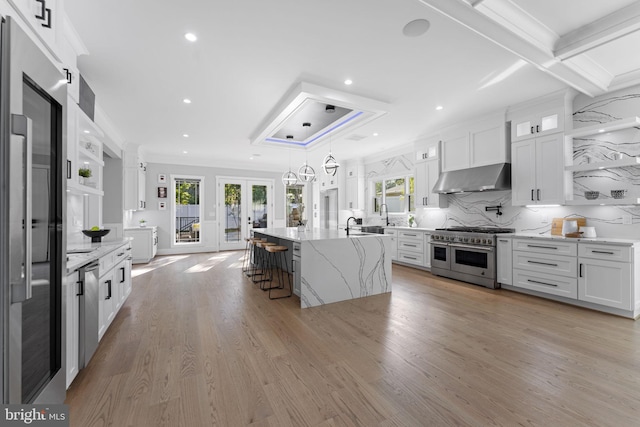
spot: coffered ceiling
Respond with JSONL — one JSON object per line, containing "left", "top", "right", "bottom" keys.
{"left": 63, "top": 0, "right": 639, "bottom": 171}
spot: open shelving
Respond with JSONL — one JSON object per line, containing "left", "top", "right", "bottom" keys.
{"left": 564, "top": 116, "right": 640, "bottom": 206}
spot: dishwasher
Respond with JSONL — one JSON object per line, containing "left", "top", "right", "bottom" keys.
{"left": 78, "top": 261, "right": 100, "bottom": 369}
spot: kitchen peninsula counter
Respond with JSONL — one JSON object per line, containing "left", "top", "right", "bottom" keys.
{"left": 253, "top": 228, "right": 392, "bottom": 308}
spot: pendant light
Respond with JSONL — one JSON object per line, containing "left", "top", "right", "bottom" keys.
{"left": 322, "top": 134, "right": 340, "bottom": 176}
{"left": 282, "top": 136, "right": 298, "bottom": 186}
{"left": 298, "top": 122, "right": 316, "bottom": 182}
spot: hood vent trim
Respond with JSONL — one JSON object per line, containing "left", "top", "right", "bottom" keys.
{"left": 433, "top": 163, "right": 511, "bottom": 194}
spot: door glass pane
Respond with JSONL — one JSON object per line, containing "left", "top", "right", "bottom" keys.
{"left": 516, "top": 121, "right": 531, "bottom": 137}
{"left": 223, "top": 183, "right": 241, "bottom": 242}
{"left": 408, "top": 176, "right": 415, "bottom": 212}
{"left": 22, "top": 78, "right": 62, "bottom": 402}
{"left": 251, "top": 185, "right": 268, "bottom": 229}
{"left": 385, "top": 178, "right": 405, "bottom": 213}
{"left": 540, "top": 114, "right": 558, "bottom": 132}
{"left": 286, "top": 185, "right": 304, "bottom": 227}
{"left": 175, "top": 178, "right": 201, "bottom": 243}
{"left": 373, "top": 181, "right": 382, "bottom": 213}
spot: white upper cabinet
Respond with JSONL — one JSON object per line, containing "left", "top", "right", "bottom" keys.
{"left": 415, "top": 159, "right": 448, "bottom": 208}
{"left": 511, "top": 107, "right": 564, "bottom": 142}
{"left": 440, "top": 111, "right": 509, "bottom": 172}
{"left": 512, "top": 133, "right": 566, "bottom": 206}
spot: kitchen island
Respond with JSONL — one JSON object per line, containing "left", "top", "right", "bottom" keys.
{"left": 253, "top": 228, "right": 392, "bottom": 308}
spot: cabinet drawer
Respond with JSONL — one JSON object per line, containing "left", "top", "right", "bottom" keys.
{"left": 398, "top": 230, "right": 423, "bottom": 240}
{"left": 513, "top": 269, "right": 577, "bottom": 299}
{"left": 513, "top": 251, "right": 577, "bottom": 278}
{"left": 512, "top": 238, "right": 577, "bottom": 256}
{"left": 578, "top": 243, "right": 631, "bottom": 262}
{"left": 384, "top": 229, "right": 397, "bottom": 236}
{"left": 398, "top": 239, "right": 424, "bottom": 253}
{"left": 114, "top": 245, "right": 129, "bottom": 264}
{"left": 397, "top": 251, "right": 424, "bottom": 266}
{"left": 99, "top": 252, "right": 115, "bottom": 275}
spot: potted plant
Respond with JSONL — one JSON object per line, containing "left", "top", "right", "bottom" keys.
{"left": 408, "top": 215, "right": 415, "bottom": 227}
{"left": 139, "top": 219, "right": 147, "bottom": 227}
{"left": 78, "top": 167, "right": 92, "bottom": 185}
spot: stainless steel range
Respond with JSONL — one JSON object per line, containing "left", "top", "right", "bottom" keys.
{"left": 430, "top": 227, "right": 515, "bottom": 289}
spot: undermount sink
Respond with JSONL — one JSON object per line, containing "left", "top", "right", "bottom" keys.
{"left": 360, "top": 225, "right": 385, "bottom": 234}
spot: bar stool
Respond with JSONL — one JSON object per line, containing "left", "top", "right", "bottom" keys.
{"left": 252, "top": 241, "right": 276, "bottom": 284}
{"left": 243, "top": 237, "right": 262, "bottom": 275}
{"left": 264, "top": 245, "right": 292, "bottom": 299}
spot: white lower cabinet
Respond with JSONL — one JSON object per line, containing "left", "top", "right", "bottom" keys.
{"left": 509, "top": 238, "right": 639, "bottom": 318}
{"left": 424, "top": 232, "right": 431, "bottom": 269}
{"left": 98, "top": 268, "right": 115, "bottom": 340}
{"left": 496, "top": 237, "right": 512, "bottom": 285}
{"left": 397, "top": 230, "right": 426, "bottom": 267}
{"left": 124, "top": 226, "right": 158, "bottom": 263}
{"left": 384, "top": 229, "right": 398, "bottom": 261}
{"left": 578, "top": 243, "right": 633, "bottom": 310}
{"left": 513, "top": 269, "right": 577, "bottom": 298}
{"left": 65, "top": 270, "right": 80, "bottom": 387}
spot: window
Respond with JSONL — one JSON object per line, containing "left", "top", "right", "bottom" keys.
{"left": 173, "top": 176, "right": 203, "bottom": 245}
{"left": 371, "top": 175, "right": 414, "bottom": 214}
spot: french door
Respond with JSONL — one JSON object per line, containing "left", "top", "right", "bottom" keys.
{"left": 217, "top": 177, "right": 273, "bottom": 251}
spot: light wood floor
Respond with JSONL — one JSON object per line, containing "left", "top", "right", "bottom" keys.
{"left": 65, "top": 251, "right": 640, "bottom": 426}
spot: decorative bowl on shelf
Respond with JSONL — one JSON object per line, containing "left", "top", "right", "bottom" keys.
{"left": 610, "top": 190, "right": 627, "bottom": 199}
{"left": 82, "top": 229, "right": 110, "bottom": 242}
{"left": 584, "top": 191, "right": 599, "bottom": 200}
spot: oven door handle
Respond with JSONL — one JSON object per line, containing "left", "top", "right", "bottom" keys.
{"left": 449, "top": 243, "right": 494, "bottom": 252}
{"left": 428, "top": 242, "right": 449, "bottom": 247}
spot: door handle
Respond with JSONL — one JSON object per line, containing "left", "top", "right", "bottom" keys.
{"left": 76, "top": 280, "right": 84, "bottom": 296}
{"left": 579, "top": 263, "right": 583, "bottom": 277}
{"left": 120, "top": 267, "right": 125, "bottom": 283}
{"left": 10, "top": 115, "right": 33, "bottom": 303}
{"left": 106, "top": 279, "right": 112, "bottom": 300}
{"left": 531, "top": 189, "right": 534, "bottom": 201}
{"left": 537, "top": 189, "right": 540, "bottom": 201}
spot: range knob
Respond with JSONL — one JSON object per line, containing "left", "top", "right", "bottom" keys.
{"left": 434, "top": 235, "right": 439, "bottom": 240}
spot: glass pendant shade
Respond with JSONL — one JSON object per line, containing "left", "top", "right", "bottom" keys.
{"left": 298, "top": 163, "right": 316, "bottom": 182}
{"left": 322, "top": 153, "right": 340, "bottom": 176}
{"left": 282, "top": 170, "right": 298, "bottom": 186}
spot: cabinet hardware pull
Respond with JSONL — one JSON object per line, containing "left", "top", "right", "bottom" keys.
{"left": 76, "top": 280, "right": 84, "bottom": 296}
{"left": 591, "top": 250, "right": 614, "bottom": 255}
{"left": 498, "top": 239, "right": 508, "bottom": 243}
{"left": 404, "top": 244, "right": 417, "bottom": 247}
{"left": 527, "top": 279, "right": 558, "bottom": 287}
{"left": 106, "top": 279, "right": 112, "bottom": 300}
{"left": 404, "top": 256, "right": 417, "bottom": 260}
{"left": 121, "top": 267, "right": 125, "bottom": 283}
{"left": 531, "top": 126, "right": 534, "bottom": 134}
{"left": 117, "top": 252, "right": 124, "bottom": 256}
{"left": 536, "top": 125, "right": 540, "bottom": 133}
{"left": 537, "top": 189, "right": 540, "bottom": 201}
{"left": 579, "top": 264, "right": 583, "bottom": 277}
{"left": 67, "top": 160, "right": 71, "bottom": 179}
{"left": 527, "top": 244, "right": 557, "bottom": 250}
{"left": 531, "top": 189, "right": 534, "bottom": 201}
{"left": 527, "top": 260, "right": 558, "bottom": 267}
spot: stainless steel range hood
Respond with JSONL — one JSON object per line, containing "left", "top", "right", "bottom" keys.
{"left": 433, "top": 163, "right": 511, "bottom": 194}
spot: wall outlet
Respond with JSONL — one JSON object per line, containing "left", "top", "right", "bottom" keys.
{"left": 622, "top": 214, "right": 632, "bottom": 225}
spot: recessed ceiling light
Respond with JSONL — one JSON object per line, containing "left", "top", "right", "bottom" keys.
{"left": 83, "top": 130, "right": 90, "bottom": 134}
{"left": 598, "top": 129, "right": 605, "bottom": 133}
{"left": 249, "top": 156, "right": 254, "bottom": 160}
{"left": 403, "top": 19, "right": 431, "bottom": 37}
{"left": 185, "top": 33, "right": 197, "bottom": 42}
{"left": 183, "top": 98, "right": 191, "bottom": 104}
{"left": 344, "top": 79, "right": 353, "bottom": 85}
{"left": 183, "top": 134, "right": 189, "bottom": 138}
{"left": 373, "top": 133, "right": 379, "bottom": 136}
{"left": 436, "top": 105, "right": 444, "bottom": 111}
{"left": 183, "top": 151, "right": 188, "bottom": 154}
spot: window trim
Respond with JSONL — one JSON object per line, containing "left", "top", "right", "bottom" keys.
{"left": 171, "top": 174, "right": 204, "bottom": 247}
{"left": 370, "top": 173, "right": 415, "bottom": 215}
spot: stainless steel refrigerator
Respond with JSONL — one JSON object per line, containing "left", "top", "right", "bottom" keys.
{"left": 1, "top": 16, "right": 67, "bottom": 403}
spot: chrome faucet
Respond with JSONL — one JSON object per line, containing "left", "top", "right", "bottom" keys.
{"left": 380, "top": 203, "right": 390, "bottom": 226}
{"left": 346, "top": 216, "right": 357, "bottom": 236}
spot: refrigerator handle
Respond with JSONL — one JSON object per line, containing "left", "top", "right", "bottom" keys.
{"left": 11, "top": 114, "right": 33, "bottom": 303}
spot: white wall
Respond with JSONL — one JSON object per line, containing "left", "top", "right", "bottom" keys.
{"left": 127, "top": 162, "right": 283, "bottom": 254}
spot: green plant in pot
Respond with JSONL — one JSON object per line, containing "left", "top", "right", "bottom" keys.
{"left": 78, "top": 167, "right": 92, "bottom": 185}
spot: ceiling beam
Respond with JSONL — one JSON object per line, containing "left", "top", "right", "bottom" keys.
{"left": 416, "top": 0, "right": 608, "bottom": 96}
{"left": 554, "top": 1, "right": 640, "bottom": 60}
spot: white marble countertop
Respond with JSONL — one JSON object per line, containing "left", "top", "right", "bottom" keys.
{"left": 254, "top": 228, "right": 389, "bottom": 242}
{"left": 124, "top": 226, "right": 157, "bottom": 231}
{"left": 383, "top": 226, "right": 436, "bottom": 232}
{"left": 67, "top": 239, "right": 131, "bottom": 273}
{"left": 506, "top": 233, "right": 639, "bottom": 245}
